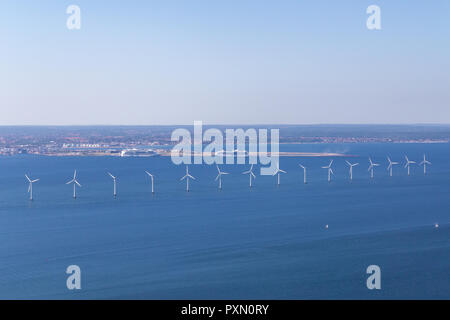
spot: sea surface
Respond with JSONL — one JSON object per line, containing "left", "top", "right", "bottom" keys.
{"left": 0, "top": 143, "right": 449, "bottom": 299}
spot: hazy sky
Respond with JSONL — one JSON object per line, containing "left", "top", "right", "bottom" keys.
{"left": 1, "top": 1, "right": 449, "bottom": 125}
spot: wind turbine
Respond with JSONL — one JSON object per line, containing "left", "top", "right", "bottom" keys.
{"left": 404, "top": 156, "right": 416, "bottom": 176}
{"left": 25, "top": 174, "right": 39, "bottom": 201}
{"left": 387, "top": 157, "right": 398, "bottom": 177}
{"left": 321, "top": 160, "right": 334, "bottom": 182}
{"left": 345, "top": 160, "right": 359, "bottom": 180}
{"left": 180, "top": 165, "right": 195, "bottom": 192}
{"left": 107, "top": 172, "right": 117, "bottom": 197}
{"left": 298, "top": 164, "right": 307, "bottom": 184}
{"left": 273, "top": 162, "right": 286, "bottom": 185}
{"left": 242, "top": 164, "right": 256, "bottom": 188}
{"left": 215, "top": 165, "right": 229, "bottom": 190}
{"left": 419, "top": 154, "right": 431, "bottom": 175}
{"left": 66, "top": 170, "right": 82, "bottom": 198}
{"left": 368, "top": 157, "right": 380, "bottom": 179}
{"left": 145, "top": 171, "right": 155, "bottom": 194}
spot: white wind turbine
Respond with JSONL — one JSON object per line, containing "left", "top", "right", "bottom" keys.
{"left": 215, "top": 165, "right": 229, "bottom": 190}
{"left": 242, "top": 164, "right": 256, "bottom": 188}
{"left": 25, "top": 174, "right": 39, "bottom": 201}
{"left": 321, "top": 160, "right": 334, "bottom": 182}
{"left": 180, "top": 165, "right": 195, "bottom": 192}
{"left": 404, "top": 155, "right": 416, "bottom": 176}
{"left": 273, "top": 162, "right": 287, "bottom": 185}
{"left": 107, "top": 172, "right": 117, "bottom": 197}
{"left": 345, "top": 160, "right": 359, "bottom": 180}
{"left": 66, "top": 170, "right": 82, "bottom": 198}
{"left": 368, "top": 157, "right": 380, "bottom": 179}
{"left": 145, "top": 171, "right": 155, "bottom": 194}
{"left": 419, "top": 154, "right": 431, "bottom": 175}
{"left": 298, "top": 164, "right": 307, "bottom": 184}
{"left": 387, "top": 157, "right": 399, "bottom": 177}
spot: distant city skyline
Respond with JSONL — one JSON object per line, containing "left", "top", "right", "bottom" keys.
{"left": 1, "top": 1, "right": 450, "bottom": 125}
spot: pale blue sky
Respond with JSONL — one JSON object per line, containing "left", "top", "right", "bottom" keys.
{"left": 1, "top": 1, "right": 449, "bottom": 125}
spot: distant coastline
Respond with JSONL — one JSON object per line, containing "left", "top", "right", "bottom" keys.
{"left": 0, "top": 124, "right": 448, "bottom": 156}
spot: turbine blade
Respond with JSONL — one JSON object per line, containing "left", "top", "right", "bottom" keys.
{"left": 75, "top": 180, "right": 82, "bottom": 187}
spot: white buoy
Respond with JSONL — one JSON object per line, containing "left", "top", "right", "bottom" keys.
{"left": 325, "top": 224, "right": 329, "bottom": 229}
{"left": 435, "top": 223, "right": 439, "bottom": 229}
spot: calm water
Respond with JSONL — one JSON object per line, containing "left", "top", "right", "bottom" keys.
{"left": 0, "top": 143, "right": 449, "bottom": 299}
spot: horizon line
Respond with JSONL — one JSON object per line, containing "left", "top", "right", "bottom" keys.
{"left": 0, "top": 123, "right": 449, "bottom": 127}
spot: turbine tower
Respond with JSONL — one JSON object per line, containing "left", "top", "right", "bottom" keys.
{"left": 321, "top": 160, "right": 334, "bottom": 182}
{"left": 345, "top": 160, "right": 359, "bottom": 180}
{"left": 145, "top": 171, "right": 155, "bottom": 194}
{"left": 298, "top": 164, "right": 307, "bottom": 184}
{"left": 273, "top": 162, "right": 286, "bottom": 185}
{"left": 404, "top": 156, "right": 416, "bottom": 176}
{"left": 215, "top": 165, "right": 229, "bottom": 190}
{"left": 387, "top": 157, "right": 398, "bottom": 177}
{"left": 66, "top": 170, "right": 82, "bottom": 198}
{"left": 419, "top": 154, "right": 431, "bottom": 175}
{"left": 242, "top": 164, "right": 256, "bottom": 188}
{"left": 180, "top": 165, "right": 195, "bottom": 192}
{"left": 107, "top": 172, "right": 117, "bottom": 197}
{"left": 368, "top": 157, "right": 380, "bottom": 179}
{"left": 25, "top": 174, "right": 39, "bottom": 201}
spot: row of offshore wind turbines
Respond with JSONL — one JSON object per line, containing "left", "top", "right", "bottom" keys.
{"left": 23, "top": 154, "right": 432, "bottom": 201}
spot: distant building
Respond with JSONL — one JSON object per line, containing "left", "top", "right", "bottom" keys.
{"left": 120, "top": 148, "right": 157, "bottom": 157}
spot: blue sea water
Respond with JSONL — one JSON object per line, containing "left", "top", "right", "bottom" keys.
{"left": 0, "top": 143, "right": 449, "bottom": 299}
